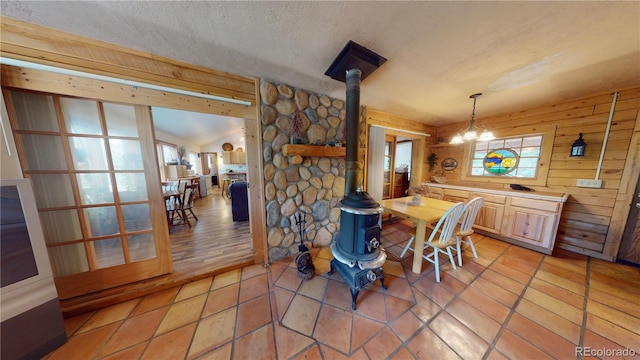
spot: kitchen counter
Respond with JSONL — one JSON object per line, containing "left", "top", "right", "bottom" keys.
{"left": 421, "top": 182, "right": 568, "bottom": 202}
{"left": 418, "top": 182, "right": 567, "bottom": 255}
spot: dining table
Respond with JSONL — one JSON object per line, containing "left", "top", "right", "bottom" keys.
{"left": 379, "top": 196, "right": 457, "bottom": 274}
{"left": 163, "top": 189, "right": 181, "bottom": 201}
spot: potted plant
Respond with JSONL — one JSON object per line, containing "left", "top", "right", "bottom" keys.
{"left": 427, "top": 152, "right": 438, "bottom": 172}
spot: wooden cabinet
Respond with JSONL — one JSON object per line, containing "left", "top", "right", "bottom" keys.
{"left": 424, "top": 183, "right": 567, "bottom": 254}
{"left": 443, "top": 188, "right": 469, "bottom": 204}
{"left": 471, "top": 192, "right": 506, "bottom": 235}
{"left": 222, "top": 151, "right": 246, "bottom": 164}
{"left": 394, "top": 172, "right": 409, "bottom": 198}
{"left": 503, "top": 197, "right": 559, "bottom": 250}
{"left": 166, "top": 165, "right": 187, "bottom": 179}
{"left": 424, "top": 187, "right": 444, "bottom": 199}
{"left": 504, "top": 207, "right": 556, "bottom": 247}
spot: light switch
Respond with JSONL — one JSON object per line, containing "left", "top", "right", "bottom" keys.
{"left": 576, "top": 179, "right": 603, "bottom": 188}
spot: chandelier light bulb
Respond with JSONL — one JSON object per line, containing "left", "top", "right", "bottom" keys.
{"left": 478, "top": 129, "right": 495, "bottom": 142}
{"left": 450, "top": 134, "right": 464, "bottom": 144}
{"left": 463, "top": 129, "right": 477, "bottom": 140}
{"left": 449, "top": 92, "right": 494, "bottom": 144}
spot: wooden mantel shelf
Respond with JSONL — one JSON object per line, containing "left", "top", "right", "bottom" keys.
{"left": 282, "top": 144, "right": 346, "bottom": 157}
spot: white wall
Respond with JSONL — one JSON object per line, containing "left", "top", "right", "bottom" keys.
{"left": 395, "top": 141, "right": 412, "bottom": 179}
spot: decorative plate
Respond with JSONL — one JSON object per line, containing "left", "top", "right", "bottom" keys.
{"left": 222, "top": 142, "right": 233, "bottom": 151}
{"left": 441, "top": 158, "right": 458, "bottom": 171}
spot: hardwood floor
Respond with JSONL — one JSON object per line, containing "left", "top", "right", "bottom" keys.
{"left": 60, "top": 186, "right": 254, "bottom": 317}
{"left": 170, "top": 187, "right": 253, "bottom": 273}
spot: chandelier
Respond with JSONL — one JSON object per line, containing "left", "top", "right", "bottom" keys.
{"left": 450, "top": 93, "right": 495, "bottom": 144}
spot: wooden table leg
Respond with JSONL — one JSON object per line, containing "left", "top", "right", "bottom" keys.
{"left": 412, "top": 220, "right": 427, "bottom": 273}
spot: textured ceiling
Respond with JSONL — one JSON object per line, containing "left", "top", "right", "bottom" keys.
{"left": 2, "top": 1, "right": 639, "bottom": 145}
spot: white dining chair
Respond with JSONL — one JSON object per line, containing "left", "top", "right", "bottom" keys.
{"left": 400, "top": 202, "right": 466, "bottom": 282}
{"left": 454, "top": 197, "right": 484, "bottom": 266}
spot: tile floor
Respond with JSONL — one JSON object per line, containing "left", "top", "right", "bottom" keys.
{"left": 44, "top": 220, "right": 640, "bottom": 359}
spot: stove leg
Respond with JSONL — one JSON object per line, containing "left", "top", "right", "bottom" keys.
{"left": 350, "top": 288, "right": 359, "bottom": 310}
{"left": 379, "top": 274, "right": 387, "bottom": 291}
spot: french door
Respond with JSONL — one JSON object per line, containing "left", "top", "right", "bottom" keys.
{"left": 4, "top": 89, "right": 172, "bottom": 299}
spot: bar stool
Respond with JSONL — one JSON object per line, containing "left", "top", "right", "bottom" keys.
{"left": 220, "top": 178, "right": 231, "bottom": 197}
{"left": 221, "top": 177, "right": 239, "bottom": 199}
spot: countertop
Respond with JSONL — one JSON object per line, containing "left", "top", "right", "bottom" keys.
{"left": 421, "top": 182, "right": 568, "bottom": 202}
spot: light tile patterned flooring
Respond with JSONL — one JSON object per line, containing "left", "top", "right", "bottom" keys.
{"left": 44, "top": 220, "right": 640, "bottom": 359}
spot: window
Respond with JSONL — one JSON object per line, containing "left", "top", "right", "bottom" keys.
{"left": 189, "top": 152, "right": 199, "bottom": 174}
{"left": 461, "top": 125, "right": 555, "bottom": 186}
{"left": 161, "top": 144, "right": 178, "bottom": 164}
{"left": 470, "top": 135, "right": 542, "bottom": 178}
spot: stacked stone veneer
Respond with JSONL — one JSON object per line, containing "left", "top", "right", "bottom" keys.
{"left": 260, "top": 80, "right": 366, "bottom": 261}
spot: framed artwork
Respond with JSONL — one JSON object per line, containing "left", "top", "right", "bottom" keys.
{"left": 441, "top": 158, "right": 458, "bottom": 171}
{"left": 483, "top": 148, "right": 519, "bottom": 174}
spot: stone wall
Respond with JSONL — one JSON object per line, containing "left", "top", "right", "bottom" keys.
{"left": 260, "top": 79, "right": 365, "bottom": 261}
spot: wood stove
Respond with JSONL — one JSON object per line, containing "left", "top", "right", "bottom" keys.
{"left": 328, "top": 68, "right": 387, "bottom": 310}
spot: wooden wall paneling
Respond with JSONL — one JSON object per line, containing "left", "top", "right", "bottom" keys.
{"left": 365, "top": 108, "right": 436, "bottom": 136}
{"left": 605, "top": 110, "right": 640, "bottom": 258}
{"left": 248, "top": 78, "right": 267, "bottom": 264}
{"left": 1, "top": 66, "right": 255, "bottom": 119}
{"left": 559, "top": 217, "right": 609, "bottom": 235}
{"left": 365, "top": 107, "right": 435, "bottom": 186}
{"left": 245, "top": 119, "right": 267, "bottom": 264}
{"left": 433, "top": 87, "right": 640, "bottom": 260}
{"left": 0, "top": 17, "right": 256, "bottom": 102}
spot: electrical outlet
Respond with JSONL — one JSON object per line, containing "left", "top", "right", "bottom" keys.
{"left": 576, "top": 179, "right": 603, "bottom": 188}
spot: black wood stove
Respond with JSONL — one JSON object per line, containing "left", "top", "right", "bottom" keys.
{"left": 328, "top": 68, "right": 387, "bottom": 310}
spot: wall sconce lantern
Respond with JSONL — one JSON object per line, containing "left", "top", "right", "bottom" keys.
{"left": 570, "top": 133, "right": 586, "bottom": 157}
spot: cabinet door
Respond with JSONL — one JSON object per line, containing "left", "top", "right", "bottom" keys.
{"left": 443, "top": 189, "right": 468, "bottom": 204}
{"left": 425, "top": 192, "right": 443, "bottom": 200}
{"left": 443, "top": 195, "right": 467, "bottom": 203}
{"left": 504, "top": 207, "right": 556, "bottom": 248}
{"left": 474, "top": 202, "right": 505, "bottom": 234}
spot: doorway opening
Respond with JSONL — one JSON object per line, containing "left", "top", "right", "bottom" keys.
{"left": 151, "top": 107, "right": 254, "bottom": 277}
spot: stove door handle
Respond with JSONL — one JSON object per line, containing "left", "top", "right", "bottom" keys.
{"left": 367, "top": 238, "right": 380, "bottom": 252}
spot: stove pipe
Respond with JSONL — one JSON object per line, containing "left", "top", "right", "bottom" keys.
{"left": 341, "top": 69, "right": 378, "bottom": 209}
{"left": 344, "top": 68, "right": 360, "bottom": 198}
{"left": 331, "top": 67, "right": 385, "bottom": 269}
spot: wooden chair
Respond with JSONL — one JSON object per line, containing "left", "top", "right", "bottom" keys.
{"left": 168, "top": 184, "right": 199, "bottom": 227}
{"left": 454, "top": 197, "right": 483, "bottom": 266}
{"left": 190, "top": 177, "right": 201, "bottom": 199}
{"left": 162, "top": 181, "right": 180, "bottom": 224}
{"left": 400, "top": 202, "right": 465, "bottom": 282}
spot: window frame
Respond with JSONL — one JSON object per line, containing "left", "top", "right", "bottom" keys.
{"left": 460, "top": 125, "right": 556, "bottom": 186}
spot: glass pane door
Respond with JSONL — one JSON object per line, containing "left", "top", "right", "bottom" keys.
{"left": 6, "top": 89, "right": 171, "bottom": 299}
{"left": 383, "top": 135, "right": 395, "bottom": 199}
